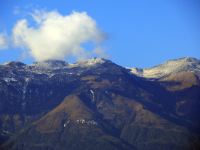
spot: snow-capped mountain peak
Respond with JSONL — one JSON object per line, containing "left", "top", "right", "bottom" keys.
{"left": 69, "top": 58, "right": 108, "bottom": 68}
{"left": 131, "top": 57, "right": 200, "bottom": 78}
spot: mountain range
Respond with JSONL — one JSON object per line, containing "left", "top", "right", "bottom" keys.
{"left": 0, "top": 57, "right": 200, "bottom": 150}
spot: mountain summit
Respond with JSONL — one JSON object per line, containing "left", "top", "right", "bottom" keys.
{"left": 131, "top": 57, "right": 200, "bottom": 78}
{"left": 0, "top": 57, "right": 200, "bottom": 150}
{"left": 33, "top": 60, "right": 68, "bottom": 69}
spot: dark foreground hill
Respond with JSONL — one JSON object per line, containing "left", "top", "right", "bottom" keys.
{"left": 0, "top": 57, "right": 200, "bottom": 150}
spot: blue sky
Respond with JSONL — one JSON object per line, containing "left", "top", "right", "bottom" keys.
{"left": 0, "top": 0, "right": 200, "bottom": 68}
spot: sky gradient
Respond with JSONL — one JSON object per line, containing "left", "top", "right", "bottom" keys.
{"left": 0, "top": 0, "right": 200, "bottom": 68}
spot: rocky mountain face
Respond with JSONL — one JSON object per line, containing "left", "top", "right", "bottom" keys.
{"left": 0, "top": 57, "right": 200, "bottom": 150}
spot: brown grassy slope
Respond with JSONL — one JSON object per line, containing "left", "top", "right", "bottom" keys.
{"left": 160, "top": 71, "right": 199, "bottom": 91}
{"left": 34, "top": 95, "right": 95, "bottom": 133}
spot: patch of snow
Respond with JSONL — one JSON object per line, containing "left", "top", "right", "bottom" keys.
{"left": 2, "top": 62, "right": 10, "bottom": 65}
{"left": 76, "top": 119, "right": 97, "bottom": 125}
{"left": 69, "top": 58, "right": 106, "bottom": 68}
{"left": 130, "top": 57, "right": 200, "bottom": 78}
{"left": 22, "top": 77, "right": 30, "bottom": 100}
{"left": 76, "top": 119, "right": 86, "bottom": 124}
{"left": 64, "top": 120, "right": 70, "bottom": 128}
{"left": 87, "top": 120, "right": 98, "bottom": 125}
{"left": 82, "top": 58, "right": 105, "bottom": 66}
{"left": 2, "top": 130, "right": 11, "bottom": 135}
{"left": 48, "top": 73, "right": 55, "bottom": 78}
{"left": 90, "top": 89, "right": 95, "bottom": 102}
{"left": 4, "top": 77, "right": 17, "bottom": 82}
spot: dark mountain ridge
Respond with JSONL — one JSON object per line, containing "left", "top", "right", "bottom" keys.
{"left": 0, "top": 57, "right": 200, "bottom": 150}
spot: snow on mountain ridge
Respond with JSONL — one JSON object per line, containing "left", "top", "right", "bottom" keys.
{"left": 30, "top": 58, "right": 107, "bottom": 69}
{"left": 0, "top": 58, "right": 109, "bottom": 79}
{"left": 68, "top": 58, "right": 107, "bottom": 68}
{"left": 1, "top": 57, "right": 199, "bottom": 79}
{"left": 131, "top": 57, "right": 200, "bottom": 78}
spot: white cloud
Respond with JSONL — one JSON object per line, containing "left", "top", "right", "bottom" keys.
{"left": 0, "top": 33, "right": 8, "bottom": 49}
{"left": 12, "top": 10, "right": 106, "bottom": 61}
